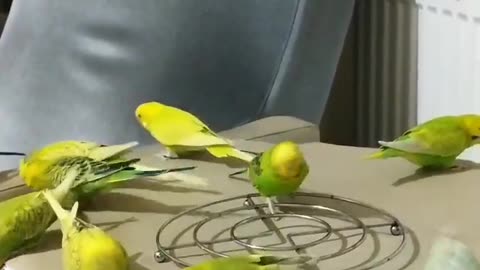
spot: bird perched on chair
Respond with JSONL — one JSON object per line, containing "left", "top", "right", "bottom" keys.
{"left": 230, "top": 141, "right": 309, "bottom": 215}
{"left": 43, "top": 189, "right": 129, "bottom": 270}
{"left": 134, "top": 101, "right": 255, "bottom": 162}
{"left": 423, "top": 227, "right": 480, "bottom": 270}
{"left": 185, "top": 254, "right": 312, "bottom": 270}
{"left": 366, "top": 114, "right": 480, "bottom": 170}
{"left": 17, "top": 139, "right": 208, "bottom": 193}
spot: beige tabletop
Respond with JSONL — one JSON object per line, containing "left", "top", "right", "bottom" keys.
{"left": 3, "top": 140, "right": 480, "bottom": 270}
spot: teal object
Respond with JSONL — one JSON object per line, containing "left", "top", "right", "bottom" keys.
{"left": 424, "top": 236, "right": 480, "bottom": 270}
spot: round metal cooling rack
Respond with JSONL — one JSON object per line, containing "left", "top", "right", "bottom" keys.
{"left": 154, "top": 192, "right": 406, "bottom": 269}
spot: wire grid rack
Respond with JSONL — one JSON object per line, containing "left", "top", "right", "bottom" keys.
{"left": 154, "top": 192, "right": 406, "bottom": 269}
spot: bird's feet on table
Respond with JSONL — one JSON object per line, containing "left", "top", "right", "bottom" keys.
{"left": 239, "top": 149, "right": 260, "bottom": 156}
{"left": 449, "top": 165, "right": 469, "bottom": 172}
{"left": 155, "top": 149, "right": 180, "bottom": 160}
{"left": 229, "top": 169, "right": 248, "bottom": 179}
{"left": 421, "top": 164, "right": 468, "bottom": 173}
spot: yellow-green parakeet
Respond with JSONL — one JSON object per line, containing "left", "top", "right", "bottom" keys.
{"left": 18, "top": 140, "right": 207, "bottom": 191}
{"left": 43, "top": 189, "right": 129, "bottom": 270}
{"left": 367, "top": 114, "right": 480, "bottom": 170}
{"left": 0, "top": 168, "right": 84, "bottom": 266}
{"left": 185, "top": 254, "right": 311, "bottom": 270}
{"left": 135, "top": 101, "right": 254, "bottom": 162}
{"left": 423, "top": 229, "right": 480, "bottom": 270}
{"left": 230, "top": 141, "right": 309, "bottom": 215}
{"left": 21, "top": 140, "right": 138, "bottom": 162}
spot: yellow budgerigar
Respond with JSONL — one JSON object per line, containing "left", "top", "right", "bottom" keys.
{"left": 18, "top": 140, "right": 208, "bottom": 191}
{"left": 43, "top": 189, "right": 129, "bottom": 270}
{"left": 0, "top": 168, "right": 84, "bottom": 266}
{"left": 135, "top": 101, "right": 255, "bottom": 162}
{"left": 367, "top": 114, "right": 480, "bottom": 170}
{"left": 22, "top": 140, "right": 138, "bottom": 162}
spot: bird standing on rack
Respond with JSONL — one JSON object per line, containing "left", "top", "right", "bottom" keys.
{"left": 366, "top": 114, "right": 480, "bottom": 170}
{"left": 134, "top": 101, "right": 254, "bottom": 162}
{"left": 230, "top": 141, "right": 309, "bottom": 215}
{"left": 43, "top": 189, "right": 129, "bottom": 270}
{"left": 185, "top": 254, "right": 312, "bottom": 270}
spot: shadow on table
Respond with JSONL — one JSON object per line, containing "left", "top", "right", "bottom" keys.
{"left": 121, "top": 178, "right": 221, "bottom": 195}
{"left": 85, "top": 192, "right": 212, "bottom": 216}
{"left": 129, "top": 252, "right": 151, "bottom": 270}
{"left": 27, "top": 217, "right": 138, "bottom": 255}
{"left": 392, "top": 159, "right": 480, "bottom": 186}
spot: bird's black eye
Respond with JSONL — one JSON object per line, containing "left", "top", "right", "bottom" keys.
{"left": 472, "top": 136, "right": 479, "bottom": 140}
{"left": 137, "top": 114, "right": 142, "bottom": 118}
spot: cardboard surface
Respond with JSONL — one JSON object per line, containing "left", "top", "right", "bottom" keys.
{"left": 2, "top": 136, "right": 479, "bottom": 269}
{"left": 219, "top": 115, "right": 320, "bottom": 143}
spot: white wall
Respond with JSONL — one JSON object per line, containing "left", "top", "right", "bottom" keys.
{"left": 417, "top": 0, "right": 480, "bottom": 161}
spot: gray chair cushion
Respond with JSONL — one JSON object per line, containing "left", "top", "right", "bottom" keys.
{"left": 219, "top": 116, "right": 319, "bottom": 144}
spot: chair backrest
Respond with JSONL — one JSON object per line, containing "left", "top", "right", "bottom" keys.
{"left": 0, "top": 0, "right": 354, "bottom": 167}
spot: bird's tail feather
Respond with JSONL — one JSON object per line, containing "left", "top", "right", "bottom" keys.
{"left": 364, "top": 150, "right": 385, "bottom": 160}
{"left": 206, "top": 145, "right": 255, "bottom": 162}
{"left": 364, "top": 146, "right": 399, "bottom": 160}
{"left": 146, "top": 171, "right": 209, "bottom": 187}
{"left": 73, "top": 166, "right": 204, "bottom": 197}
{"left": 51, "top": 167, "right": 82, "bottom": 201}
{"left": 133, "top": 163, "right": 208, "bottom": 186}
{"left": 43, "top": 189, "right": 79, "bottom": 236}
{"left": 90, "top": 141, "right": 139, "bottom": 161}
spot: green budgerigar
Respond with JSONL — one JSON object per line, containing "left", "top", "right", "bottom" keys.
{"left": 185, "top": 254, "right": 312, "bottom": 270}
{"left": 43, "top": 189, "right": 129, "bottom": 270}
{"left": 367, "top": 114, "right": 480, "bottom": 170}
{"left": 0, "top": 168, "right": 82, "bottom": 266}
{"left": 423, "top": 229, "right": 480, "bottom": 270}
{"left": 230, "top": 141, "right": 309, "bottom": 215}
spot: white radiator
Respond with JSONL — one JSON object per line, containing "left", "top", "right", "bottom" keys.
{"left": 417, "top": 0, "right": 480, "bottom": 161}
{"left": 355, "top": 0, "right": 418, "bottom": 147}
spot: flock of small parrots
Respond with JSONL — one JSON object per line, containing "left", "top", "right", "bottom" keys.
{"left": 0, "top": 102, "right": 478, "bottom": 269}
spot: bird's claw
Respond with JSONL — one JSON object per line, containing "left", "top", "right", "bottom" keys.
{"left": 266, "top": 197, "right": 282, "bottom": 221}
{"left": 449, "top": 165, "right": 468, "bottom": 172}
{"left": 155, "top": 149, "right": 179, "bottom": 160}
{"left": 228, "top": 169, "right": 247, "bottom": 178}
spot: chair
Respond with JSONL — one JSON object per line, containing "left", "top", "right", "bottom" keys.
{"left": 0, "top": 0, "right": 354, "bottom": 170}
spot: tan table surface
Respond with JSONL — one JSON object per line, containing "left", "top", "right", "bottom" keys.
{"left": 3, "top": 140, "right": 480, "bottom": 270}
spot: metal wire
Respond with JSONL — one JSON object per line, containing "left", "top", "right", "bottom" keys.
{"left": 154, "top": 192, "right": 407, "bottom": 269}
